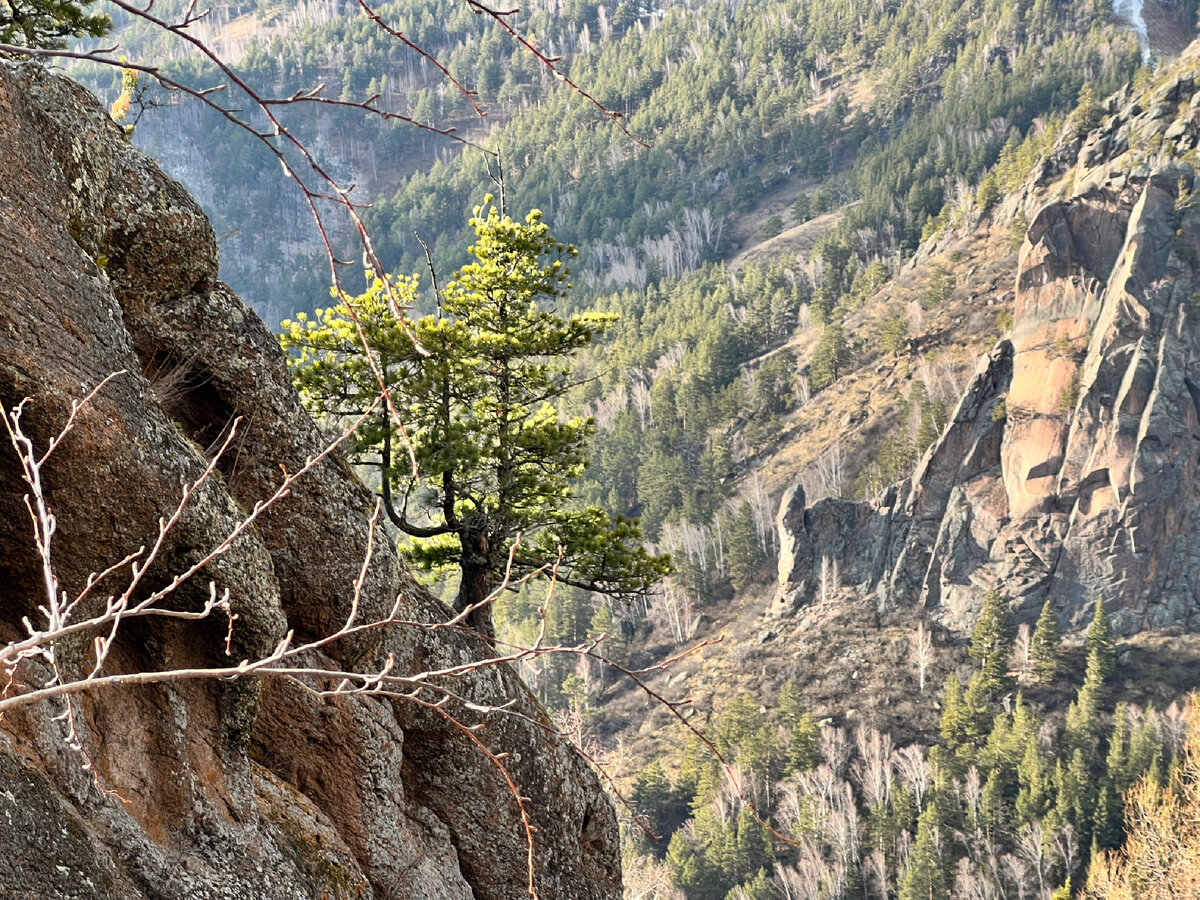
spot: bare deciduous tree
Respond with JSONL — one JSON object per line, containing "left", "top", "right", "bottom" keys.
{"left": 820, "top": 555, "right": 841, "bottom": 605}
{"left": 910, "top": 620, "right": 935, "bottom": 694}
{"left": 894, "top": 744, "right": 932, "bottom": 809}
{"left": 851, "top": 726, "right": 894, "bottom": 809}
{"left": 1014, "top": 621, "right": 1032, "bottom": 680}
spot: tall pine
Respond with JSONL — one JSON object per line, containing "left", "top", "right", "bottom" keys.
{"left": 1086, "top": 597, "right": 1117, "bottom": 684}
{"left": 970, "top": 588, "right": 1016, "bottom": 695}
{"left": 1030, "top": 599, "right": 1064, "bottom": 683}
{"left": 899, "top": 805, "right": 949, "bottom": 900}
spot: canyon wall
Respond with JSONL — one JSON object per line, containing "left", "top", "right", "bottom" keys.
{"left": 774, "top": 54, "right": 1200, "bottom": 637}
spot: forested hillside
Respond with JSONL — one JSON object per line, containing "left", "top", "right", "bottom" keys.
{"left": 90, "top": 0, "right": 1155, "bottom": 319}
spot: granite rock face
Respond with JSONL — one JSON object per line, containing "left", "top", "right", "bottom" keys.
{"left": 0, "top": 63, "right": 620, "bottom": 900}
{"left": 773, "top": 48, "right": 1200, "bottom": 638}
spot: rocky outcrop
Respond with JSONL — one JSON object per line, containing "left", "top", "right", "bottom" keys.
{"left": 0, "top": 62, "right": 619, "bottom": 899}
{"left": 773, "top": 47, "right": 1200, "bottom": 638}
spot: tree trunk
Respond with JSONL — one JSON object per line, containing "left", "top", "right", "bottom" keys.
{"left": 455, "top": 528, "right": 496, "bottom": 640}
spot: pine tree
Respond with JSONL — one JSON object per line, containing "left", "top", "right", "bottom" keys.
{"left": 1124, "top": 713, "right": 1165, "bottom": 791}
{"left": 736, "top": 868, "right": 776, "bottom": 900}
{"left": 1016, "top": 732, "right": 1050, "bottom": 827}
{"left": 727, "top": 500, "right": 769, "bottom": 590}
{"left": 809, "top": 322, "right": 851, "bottom": 391}
{"left": 940, "top": 674, "right": 965, "bottom": 749}
{"left": 1065, "top": 648, "right": 1107, "bottom": 755}
{"left": 0, "top": 0, "right": 109, "bottom": 49}
{"left": 880, "top": 312, "right": 908, "bottom": 356}
{"left": 914, "top": 381, "right": 948, "bottom": 457}
{"left": 923, "top": 266, "right": 955, "bottom": 307}
{"left": 961, "top": 672, "right": 993, "bottom": 744}
{"left": 1086, "top": 598, "right": 1116, "bottom": 684}
{"left": 632, "top": 760, "right": 688, "bottom": 841}
{"left": 1030, "top": 600, "right": 1064, "bottom": 683}
{"left": 779, "top": 681, "right": 821, "bottom": 774}
{"left": 282, "top": 201, "right": 670, "bottom": 635}
{"left": 1093, "top": 777, "right": 1123, "bottom": 851}
{"left": 1053, "top": 747, "right": 1097, "bottom": 847}
{"left": 589, "top": 602, "right": 628, "bottom": 663}
{"left": 970, "top": 588, "right": 1016, "bottom": 695}
{"left": 899, "top": 805, "right": 949, "bottom": 900}
{"left": 1070, "top": 82, "right": 1104, "bottom": 136}
{"left": 1085, "top": 703, "right": 1200, "bottom": 898}
{"left": 981, "top": 766, "right": 1005, "bottom": 834}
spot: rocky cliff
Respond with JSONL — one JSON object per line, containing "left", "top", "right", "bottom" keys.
{"left": 773, "top": 47, "right": 1200, "bottom": 640}
{"left": 0, "top": 62, "right": 619, "bottom": 900}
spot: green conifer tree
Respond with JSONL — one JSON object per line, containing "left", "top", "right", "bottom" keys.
{"left": 1124, "top": 712, "right": 1165, "bottom": 790}
{"left": 0, "top": 0, "right": 108, "bottom": 49}
{"left": 778, "top": 683, "right": 821, "bottom": 774}
{"left": 961, "top": 672, "right": 992, "bottom": 745}
{"left": 1086, "top": 597, "right": 1116, "bottom": 684}
{"left": 1016, "top": 732, "right": 1050, "bottom": 827}
{"left": 1064, "top": 648, "right": 1107, "bottom": 754}
{"left": 1070, "top": 82, "right": 1104, "bottom": 136}
{"left": 981, "top": 766, "right": 1005, "bottom": 834}
{"left": 970, "top": 588, "right": 1016, "bottom": 695}
{"left": 727, "top": 500, "right": 769, "bottom": 590}
{"left": 939, "top": 674, "right": 965, "bottom": 750}
{"left": 899, "top": 806, "right": 949, "bottom": 900}
{"left": 282, "top": 201, "right": 669, "bottom": 635}
{"left": 880, "top": 312, "right": 908, "bottom": 356}
{"left": 1030, "top": 600, "right": 1064, "bottom": 683}
{"left": 809, "top": 322, "right": 851, "bottom": 391}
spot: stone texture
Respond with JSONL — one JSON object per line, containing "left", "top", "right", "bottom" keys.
{"left": 772, "top": 47, "right": 1200, "bottom": 639}
{"left": 0, "top": 62, "right": 620, "bottom": 900}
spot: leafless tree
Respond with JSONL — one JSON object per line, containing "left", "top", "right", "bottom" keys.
{"left": 710, "top": 512, "right": 727, "bottom": 579}
{"left": 1014, "top": 621, "right": 1032, "bottom": 680}
{"left": 793, "top": 372, "right": 812, "bottom": 408}
{"left": 820, "top": 555, "right": 841, "bottom": 605}
{"left": 630, "top": 375, "right": 654, "bottom": 429}
{"left": 910, "top": 620, "right": 935, "bottom": 694}
{"left": 893, "top": 744, "right": 932, "bottom": 810}
{"left": 861, "top": 848, "right": 889, "bottom": 900}
{"left": 649, "top": 577, "right": 695, "bottom": 643}
{"left": 652, "top": 343, "right": 686, "bottom": 381}
{"left": 793, "top": 763, "right": 839, "bottom": 821}
{"left": 960, "top": 765, "right": 983, "bottom": 826}
{"left": 851, "top": 726, "right": 893, "bottom": 809}
{"left": 820, "top": 726, "right": 852, "bottom": 780}
{"left": 1052, "top": 822, "right": 1079, "bottom": 885}
{"left": 813, "top": 439, "right": 846, "bottom": 499}
{"left": 775, "top": 854, "right": 824, "bottom": 900}
{"left": 955, "top": 856, "right": 1005, "bottom": 900}
{"left": 1017, "top": 822, "right": 1048, "bottom": 897}
{"left": 1003, "top": 852, "right": 1031, "bottom": 900}
{"left": 797, "top": 303, "right": 813, "bottom": 331}
{"left": 746, "top": 469, "right": 776, "bottom": 556}
{"left": 625, "top": 856, "right": 685, "bottom": 900}
{"left": 1161, "top": 699, "right": 1190, "bottom": 754}
{"left": 587, "top": 382, "right": 628, "bottom": 431}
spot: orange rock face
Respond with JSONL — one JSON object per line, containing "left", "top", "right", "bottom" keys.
{"left": 775, "top": 57, "right": 1200, "bottom": 638}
